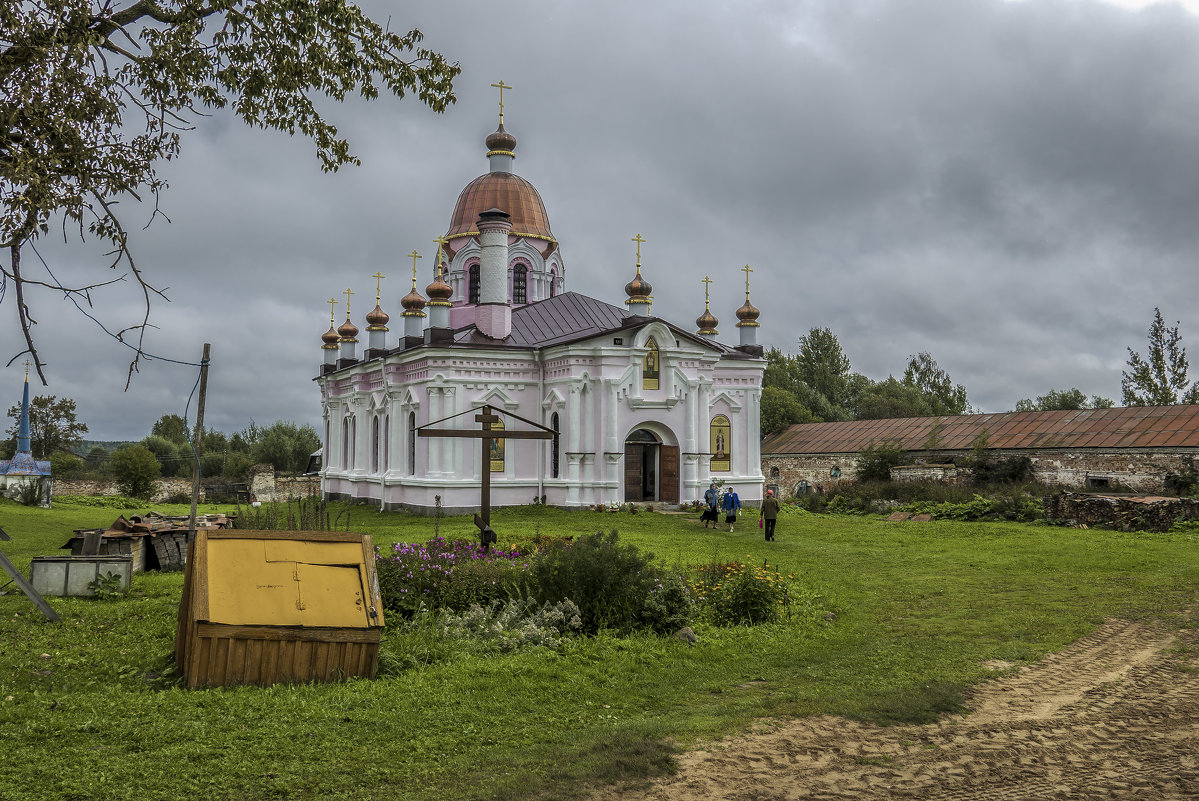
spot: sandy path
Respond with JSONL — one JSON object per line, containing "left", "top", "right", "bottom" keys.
{"left": 590, "top": 617, "right": 1199, "bottom": 800}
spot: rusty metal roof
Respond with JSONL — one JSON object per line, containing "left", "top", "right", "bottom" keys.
{"left": 761, "top": 405, "right": 1199, "bottom": 455}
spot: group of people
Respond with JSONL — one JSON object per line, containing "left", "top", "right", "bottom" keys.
{"left": 701, "top": 483, "right": 780, "bottom": 541}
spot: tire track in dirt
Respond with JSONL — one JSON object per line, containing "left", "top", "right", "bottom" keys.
{"left": 589, "top": 618, "right": 1199, "bottom": 801}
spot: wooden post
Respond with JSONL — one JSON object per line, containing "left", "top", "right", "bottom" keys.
{"left": 0, "top": 527, "right": 60, "bottom": 622}
{"left": 188, "top": 343, "right": 211, "bottom": 538}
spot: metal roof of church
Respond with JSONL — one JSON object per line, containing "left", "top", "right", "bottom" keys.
{"left": 761, "top": 405, "right": 1199, "bottom": 455}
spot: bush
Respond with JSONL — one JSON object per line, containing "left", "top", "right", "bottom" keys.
{"left": 641, "top": 572, "right": 695, "bottom": 634}
{"left": 526, "top": 530, "right": 667, "bottom": 635}
{"left": 900, "top": 491, "right": 1043, "bottom": 522}
{"left": 49, "top": 451, "right": 84, "bottom": 477}
{"left": 109, "top": 444, "right": 161, "bottom": 500}
{"left": 438, "top": 557, "right": 530, "bottom": 611}
{"left": 855, "top": 440, "right": 905, "bottom": 482}
{"left": 690, "top": 560, "right": 792, "bottom": 626}
{"left": 375, "top": 536, "right": 528, "bottom": 617}
{"left": 432, "top": 599, "right": 583, "bottom": 653}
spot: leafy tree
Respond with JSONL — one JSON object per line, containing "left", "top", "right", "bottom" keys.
{"left": 4, "top": 395, "right": 88, "bottom": 458}
{"left": 49, "top": 451, "right": 84, "bottom": 477}
{"left": 855, "top": 440, "right": 905, "bottom": 482}
{"left": 2, "top": 1, "right": 459, "bottom": 381}
{"left": 140, "top": 434, "right": 181, "bottom": 476}
{"left": 852, "top": 376, "right": 932, "bottom": 420}
{"left": 151, "top": 414, "right": 189, "bottom": 445}
{"left": 252, "top": 420, "right": 320, "bottom": 473}
{"left": 796, "top": 327, "right": 851, "bottom": 410}
{"left": 763, "top": 347, "right": 848, "bottom": 423}
{"left": 902, "top": 352, "right": 971, "bottom": 416}
{"left": 760, "top": 385, "right": 815, "bottom": 437}
{"left": 110, "top": 443, "right": 160, "bottom": 499}
{"left": 1014, "top": 388, "right": 1114, "bottom": 412}
{"left": 1121, "top": 308, "right": 1199, "bottom": 406}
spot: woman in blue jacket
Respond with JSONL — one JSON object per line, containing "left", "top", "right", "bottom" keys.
{"left": 721, "top": 486, "right": 741, "bottom": 532}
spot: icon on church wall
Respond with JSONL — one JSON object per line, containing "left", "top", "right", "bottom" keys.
{"left": 490, "top": 419, "right": 505, "bottom": 473}
{"left": 710, "top": 414, "right": 731, "bottom": 472}
{"left": 642, "top": 338, "right": 660, "bottom": 390}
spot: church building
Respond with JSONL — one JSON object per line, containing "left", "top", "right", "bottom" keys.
{"left": 1, "top": 368, "right": 52, "bottom": 506}
{"left": 316, "top": 98, "right": 766, "bottom": 513}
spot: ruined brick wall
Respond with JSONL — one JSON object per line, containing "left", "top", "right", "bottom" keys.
{"left": 762, "top": 447, "right": 1198, "bottom": 497}
{"left": 245, "top": 464, "right": 319, "bottom": 502}
{"left": 1044, "top": 492, "right": 1199, "bottom": 531}
{"left": 53, "top": 477, "right": 203, "bottom": 502}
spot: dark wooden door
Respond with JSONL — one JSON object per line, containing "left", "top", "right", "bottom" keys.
{"left": 624, "top": 444, "right": 644, "bottom": 501}
{"left": 659, "top": 445, "right": 680, "bottom": 503}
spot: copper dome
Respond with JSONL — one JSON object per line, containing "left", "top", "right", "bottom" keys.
{"left": 426, "top": 269, "right": 453, "bottom": 302}
{"left": 400, "top": 286, "right": 427, "bottom": 312}
{"left": 365, "top": 304, "right": 389, "bottom": 328}
{"left": 485, "top": 124, "right": 517, "bottom": 153}
{"left": 337, "top": 317, "right": 359, "bottom": 340}
{"left": 735, "top": 297, "right": 760, "bottom": 323}
{"left": 625, "top": 270, "right": 653, "bottom": 300}
{"left": 696, "top": 308, "right": 719, "bottom": 334}
{"left": 446, "top": 172, "right": 555, "bottom": 242}
{"left": 322, "top": 324, "right": 340, "bottom": 346}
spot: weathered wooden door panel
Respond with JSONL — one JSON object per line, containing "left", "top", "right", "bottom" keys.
{"left": 660, "top": 446, "right": 680, "bottom": 503}
{"left": 625, "top": 444, "right": 644, "bottom": 501}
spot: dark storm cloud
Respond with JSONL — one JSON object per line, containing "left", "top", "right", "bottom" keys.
{"left": 5, "top": 0, "right": 1199, "bottom": 438}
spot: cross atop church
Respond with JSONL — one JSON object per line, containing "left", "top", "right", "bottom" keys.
{"left": 23, "top": 359, "right": 30, "bottom": 379}
{"left": 371, "top": 271, "right": 386, "bottom": 303}
{"left": 408, "top": 250, "right": 422, "bottom": 287}
{"left": 343, "top": 287, "right": 354, "bottom": 316}
{"left": 702, "top": 275, "right": 713, "bottom": 308}
{"left": 632, "top": 233, "right": 646, "bottom": 269}
{"left": 327, "top": 297, "right": 338, "bottom": 324}
{"left": 491, "top": 80, "right": 512, "bottom": 124}
{"left": 741, "top": 264, "right": 754, "bottom": 296}
{"left": 433, "top": 235, "right": 449, "bottom": 274}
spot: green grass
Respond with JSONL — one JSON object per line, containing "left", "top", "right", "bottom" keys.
{"left": 1, "top": 498, "right": 1197, "bottom": 800}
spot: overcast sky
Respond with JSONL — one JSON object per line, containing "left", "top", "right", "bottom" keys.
{"left": 5, "top": 0, "right": 1199, "bottom": 441}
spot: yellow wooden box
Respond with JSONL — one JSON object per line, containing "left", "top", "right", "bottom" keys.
{"left": 176, "top": 530, "right": 385, "bottom": 688}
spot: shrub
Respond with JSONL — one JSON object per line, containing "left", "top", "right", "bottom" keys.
{"left": 438, "top": 557, "right": 530, "bottom": 611}
{"left": 526, "top": 530, "right": 664, "bottom": 635}
{"left": 49, "top": 451, "right": 84, "bottom": 477}
{"left": 690, "top": 560, "right": 793, "bottom": 626}
{"left": 432, "top": 598, "right": 583, "bottom": 652}
{"left": 641, "top": 572, "right": 695, "bottom": 634}
{"left": 856, "top": 440, "right": 905, "bottom": 482}
{"left": 109, "top": 444, "right": 161, "bottom": 499}
{"left": 375, "top": 536, "right": 528, "bottom": 617}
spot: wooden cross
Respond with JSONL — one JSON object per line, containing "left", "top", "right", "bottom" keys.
{"left": 326, "top": 297, "right": 338, "bottom": 325}
{"left": 702, "top": 275, "right": 713, "bottom": 307}
{"left": 491, "top": 80, "right": 512, "bottom": 123}
{"left": 343, "top": 287, "right": 354, "bottom": 316}
{"left": 632, "top": 233, "right": 646, "bottom": 268}
{"left": 371, "top": 271, "right": 386, "bottom": 303}
{"left": 741, "top": 264, "right": 753, "bottom": 295}
{"left": 418, "top": 404, "right": 553, "bottom": 551}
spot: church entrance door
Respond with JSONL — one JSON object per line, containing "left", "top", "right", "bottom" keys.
{"left": 624, "top": 429, "right": 659, "bottom": 502}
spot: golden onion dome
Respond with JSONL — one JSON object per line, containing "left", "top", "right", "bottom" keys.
{"left": 696, "top": 308, "right": 719, "bottom": 334}
{"left": 485, "top": 123, "right": 517, "bottom": 154}
{"left": 624, "top": 269, "right": 653, "bottom": 300}
{"left": 321, "top": 324, "right": 340, "bottom": 346}
{"left": 365, "top": 304, "right": 389, "bottom": 327}
{"left": 401, "top": 285, "right": 426, "bottom": 312}
{"left": 426, "top": 269, "right": 453, "bottom": 302}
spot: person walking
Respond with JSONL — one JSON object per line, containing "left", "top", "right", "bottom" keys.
{"left": 702, "top": 482, "right": 720, "bottom": 528}
{"left": 760, "top": 489, "right": 780, "bottom": 541}
{"left": 722, "top": 486, "right": 741, "bottom": 532}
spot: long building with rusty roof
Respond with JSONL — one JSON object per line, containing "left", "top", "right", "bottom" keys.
{"left": 761, "top": 406, "right": 1199, "bottom": 497}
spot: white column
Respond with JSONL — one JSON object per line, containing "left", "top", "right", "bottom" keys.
{"left": 684, "top": 380, "right": 697, "bottom": 452}
{"left": 428, "top": 388, "right": 442, "bottom": 476}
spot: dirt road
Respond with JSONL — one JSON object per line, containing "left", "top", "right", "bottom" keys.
{"left": 590, "top": 617, "right": 1199, "bottom": 800}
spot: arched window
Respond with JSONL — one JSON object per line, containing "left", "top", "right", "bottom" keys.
{"left": 770, "top": 466, "right": 780, "bottom": 479}
{"left": 489, "top": 419, "right": 505, "bottom": 473}
{"left": 341, "top": 417, "right": 350, "bottom": 468}
{"left": 371, "top": 416, "right": 380, "bottom": 473}
{"left": 349, "top": 417, "right": 357, "bottom": 469}
{"left": 642, "top": 337, "right": 660, "bottom": 390}
{"left": 383, "top": 415, "right": 390, "bottom": 471}
{"left": 549, "top": 269, "right": 558, "bottom": 298}
{"left": 513, "top": 264, "right": 527, "bottom": 304}
{"left": 550, "top": 412, "right": 560, "bottom": 479}
{"left": 468, "top": 264, "right": 480, "bottom": 304}
{"left": 408, "top": 412, "right": 417, "bottom": 475}
{"left": 710, "top": 414, "right": 731, "bottom": 472}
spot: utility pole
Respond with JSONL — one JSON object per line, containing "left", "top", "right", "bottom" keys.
{"left": 188, "top": 343, "right": 211, "bottom": 536}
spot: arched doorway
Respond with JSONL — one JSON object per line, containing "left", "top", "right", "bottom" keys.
{"left": 624, "top": 428, "right": 680, "bottom": 503}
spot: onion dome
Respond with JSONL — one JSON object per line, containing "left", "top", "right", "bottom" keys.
{"left": 696, "top": 307, "right": 719, "bottom": 335}
{"left": 485, "top": 123, "right": 517, "bottom": 154}
{"left": 426, "top": 268, "right": 453, "bottom": 303}
{"left": 401, "top": 285, "right": 427, "bottom": 314}
{"left": 365, "top": 304, "right": 389, "bottom": 329}
{"left": 322, "top": 324, "right": 340, "bottom": 347}
{"left": 735, "top": 297, "right": 760, "bottom": 326}
{"left": 624, "top": 269, "right": 653, "bottom": 301}
{"left": 447, "top": 174, "right": 554, "bottom": 242}
{"left": 337, "top": 316, "right": 359, "bottom": 340}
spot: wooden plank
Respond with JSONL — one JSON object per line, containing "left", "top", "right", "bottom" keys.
{"left": 226, "top": 639, "right": 246, "bottom": 686}
{"left": 313, "top": 642, "right": 331, "bottom": 680}
{"left": 193, "top": 623, "right": 380, "bottom": 643}
{"left": 192, "top": 531, "right": 210, "bottom": 623}
{"left": 244, "top": 638, "right": 264, "bottom": 685}
{"left": 205, "top": 530, "right": 365, "bottom": 543}
{"left": 420, "top": 428, "right": 551, "bottom": 439}
{"left": 0, "top": 550, "right": 61, "bottom": 622}
{"left": 210, "top": 637, "right": 229, "bottom": 686}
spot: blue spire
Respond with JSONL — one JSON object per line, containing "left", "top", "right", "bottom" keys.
{"left": 17, "top": 370, "right": 31, "bottom": 455}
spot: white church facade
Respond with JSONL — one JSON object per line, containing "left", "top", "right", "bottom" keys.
{"left": 316, "top": 108, "right": 766, "bottom": 513}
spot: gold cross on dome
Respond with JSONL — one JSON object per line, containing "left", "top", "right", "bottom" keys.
{"left": 343, "top": 287, "right": 354, "bottom": 316}
{"left": 433, "top": 235, "right": 449, "bottom": 275}
{"left": 327, "top": 297, "right": 338, "bottom": 324}
{"left": 371, "top": 271, "right": 386, "bottom": 303}
{"left": 741, "top": 264, "right": 754, "bottom": 296}
{"left": 408, "top": 250, "right": 422, "bottom": 287}
{"left": 701, "top": 275, "right": 713, "bottom": 308}
{"left": 490, "top": 80, "right": 512, "bottom": 124}
{"left": 632, "top": 233, "right": 646, "bottom": 269}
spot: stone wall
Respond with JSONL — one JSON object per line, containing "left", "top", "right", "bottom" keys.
{"left": 52, "top": 470, "right": 319, "bottom": 504}
{"left": 53, "top": 477, "right": 201, "bottom": 503}
{"left": 762, "top": 447, "right": 1198, "bottom": 498}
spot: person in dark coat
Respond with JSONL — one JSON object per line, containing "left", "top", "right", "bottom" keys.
{"left": 760, "top": 489, "right": 780, "bottom": 541}
{"left": 722, "top": 486, "right": 741, "bottom": 532}
{"left": 702, "top": 482, "right": 719, "bottom": 527}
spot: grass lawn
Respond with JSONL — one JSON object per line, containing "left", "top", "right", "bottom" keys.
{"left": 1, "top": 498, "right": 1196, "bottom": 800}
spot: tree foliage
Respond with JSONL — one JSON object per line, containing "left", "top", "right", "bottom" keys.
{"left": 760, "top": 385, "right": 814, "bottom": 437}
{"left": 109, "top": 443, "right": 160, "bottom": 498}
{"left": 795, "top": 327, "right": 851, "bottom": 410}
{"left": 1014, "top": 388, "right": 1114, "bottom": 412}
{"left": 2, "top": 1, "right": 459, "bottom": 381}
{"left": 151, "top": 413, "right": 189, "bottom": 445}
{"left": 252, "top": 420, "right": 320, "bottom": 473}
{"left": 4, "top": 394, "right": 88, "bottom": 458}
{"left": 902, "top": 352, "right": 971, "bottom": 416}
{"left": 1121, "top": 308, "right": 1199, "bottom": 406}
